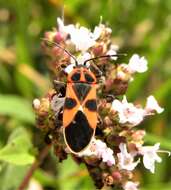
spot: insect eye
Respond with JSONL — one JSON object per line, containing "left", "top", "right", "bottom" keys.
{"left": 71, "top": 72, "right": 81, "bottom": 82}
{"left": 85, "top": 73, "right": 94, "bottom": 83}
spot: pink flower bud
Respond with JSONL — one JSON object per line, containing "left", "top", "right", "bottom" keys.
{"left": 54, "top": 32, "right": 64, "bottom": 43}
{"left": 92, "top": 45, "right": 104, "bottom": 56}
{"left": 112, "top": 171, "right": 122, "bottom": 182}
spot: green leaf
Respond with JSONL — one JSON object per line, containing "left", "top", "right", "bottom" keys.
{"left": 58, "top": 156, "right": 94, "bottom": 190}
{"left": 0, "top": 95, "right": 35, "bottom": 124}
{"left": 34, "top": 169, "right": 58, "bottom": 188}
{"left": 0, "top": 127, "right": 35, "bottom": 165}
{"left": 58, "top": 156, "right": 81, "bottom": 190}
{"left": 0, "top": 163, "right": 29, "bottom": 190}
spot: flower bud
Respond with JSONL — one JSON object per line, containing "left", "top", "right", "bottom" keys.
{"left": 33, "top": 99, "right": 40, "bottom": 110}
{"left": 102, "top": 173, "right": 114, "bottom": 186}
{"left": 44, "top": 31, "right": 56, "bottom": 41}
{"left": 38, "top": 98, "right": 50, "bottom": 115}
{"left": 92, "top": 45, "right": 104, "bottom": 56}
{"left": 54, "top": 32, "right": 64, "bottom": 43}
{"left": 123, "top": 171, "right": 133, "bottom": 179}
{"left": 104, "top": 116, "right": 113, "bottom": 126}
{"left": 112, "top": 171, "right": 122, "bottom": 183}
{"left": 113, "top": 79, "right": 128, "bottom": 95}
{"left": 131, "top": 130, "right": 146, "bottom": 142}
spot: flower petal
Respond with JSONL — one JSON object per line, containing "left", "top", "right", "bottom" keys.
{"left": 128, "top": 54, "right": 148, "bottom": 73}
{"left": 123, "top": 181, "right": 139, "bottom": 190}
{"left": 145, "top": 95, "right": 164, "bottom": 114}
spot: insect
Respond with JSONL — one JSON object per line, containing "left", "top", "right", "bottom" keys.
{"left": 43, "top": 39, "right": 125, "bottom": 154}
{"left": 63, "top": 63, "right": 98, "bottom": 154}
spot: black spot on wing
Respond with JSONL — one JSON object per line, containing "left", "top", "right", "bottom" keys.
{"left": 72, "top": 83, "right": 91, "bottom": 101}
{"left": 85, "top": 99, "right": 97, "bottom": 111}
{"left": 64, "top": 110, "right": 94, "bottom": 153}
{"left": 84, "top": 73, "right": 94, "bottom": 83}
{"left": 64, "top": 97, "right": 77, "bottom": 109}
{"left": 71, "top": 72, "right": 81, "bottom": 82}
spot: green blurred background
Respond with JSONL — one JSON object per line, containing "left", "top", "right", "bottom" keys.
{"left": 0, "top": 0, "right": 171, "bottom": 190}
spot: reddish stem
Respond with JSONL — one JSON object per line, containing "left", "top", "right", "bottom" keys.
{"left": 18, "top": 144, "right": 52, "bottom": 190}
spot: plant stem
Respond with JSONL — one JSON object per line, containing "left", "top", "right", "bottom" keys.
{"left": 18, "top": 144, "right": 52, "bottom": 190}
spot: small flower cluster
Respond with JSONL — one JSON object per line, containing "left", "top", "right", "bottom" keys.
{"left": 34, "top": 18, "right": 169, "bottom": 190}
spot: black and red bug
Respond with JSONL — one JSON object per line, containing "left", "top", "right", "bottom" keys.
{"left": 63, "top": 65, "right": 98, "bottom": 154}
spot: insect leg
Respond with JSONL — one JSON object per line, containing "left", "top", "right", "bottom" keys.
{"left": 53, "top": 80, "right": 66, "bottom": 89}
{"left": 95, "top": 115, "right": 104, "bottom": 136}
{"left": 53, "top": 80, "right": 66, "bottom": 97}
{"left": 97, "top": 114, "right": 103, "bottom": 126}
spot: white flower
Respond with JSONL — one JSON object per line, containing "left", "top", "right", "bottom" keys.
{"left": 117, "top": 143, "right": 140, "bottom": 171}
{"left": 28, "top": 179, "right": 42, "bottom": 190}
{"left": 57, "top": 18, "right": 107, "bottom": 52}
{"left": 106, "top": 50, "right": 117, "bottom": 61}
{"left": 64, "top": 52, "right": 91, "bottom": 73}
{"left": 106, "top": 45, "right": 119, "bottom": 60}
{"left": 64, "top": 63, "right": 75, "bottom": 74}
{"left": 33, "top": 99, "right": 40, "bottom": 110}
{"left": 93, "top": 24, "right": 112, "bottom": 40}
{"left": 111, "top": 96, "right": 145, "bottom": 126}
{"left": 69, "top": 26, "right": 96, "bottom": 52}
{"left": 115, "top": 64, "right": 130, "bottom": 80}
{"left": 93, "top": 25, "right": 103, "bottom": 40}
{"left": 57, "top": 17, "right": 75, "bottom": 39}
{"left": 145, "top": 95, "right": 164, "bottom": 114}
{"left": 57, "top": 18, "right": 116, "bottom": 52}
{"left": 123, "top": 181, "right": 139, "bottom": 190}
{"left": 102, "top": 148, "right": 115, "bottom": 166}
{"left": 128, "top": 54, "right": 148, "bottom": 73}
{"left": 77, "top": 52, "right": 91, "bottom": 65}
{"left": 139, "top": 143, "right": 162, "bottom": 173}
{"left": 79, "top": 138, "right": 115, "bottom": 166}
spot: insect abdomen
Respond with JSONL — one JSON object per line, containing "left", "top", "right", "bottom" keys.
{"left": 64, "top": 110, "right": 94, "bottom": 152}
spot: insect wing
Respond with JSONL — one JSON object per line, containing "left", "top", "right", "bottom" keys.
{"left": 82, "top": 84, "right": 97, "bottom": 130}
{"left": 63, "top": 83, "right": 80, "bottom": 127}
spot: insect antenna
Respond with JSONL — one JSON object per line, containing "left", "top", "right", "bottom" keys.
{"left": 83, "top": 53, "right": 127, "bottom": 66}
{"left": 42, "top": 38, "right": 78, "bottom": 66}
